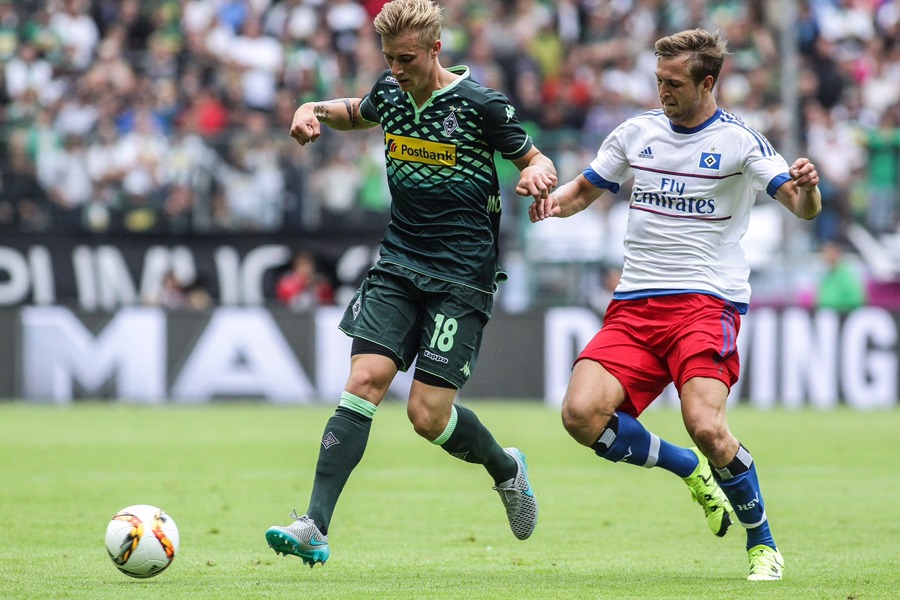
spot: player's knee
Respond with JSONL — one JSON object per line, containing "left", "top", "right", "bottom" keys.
{"left": 689, "top": 423, "right": 731, "bottom": 457}
{"left": 345, "top": 368, "right": 389, "bottom": 399}
{"left": 561, "top": 397, "right": 606, "bottom": 443}
{"left": 407, "top": 404, "right": 443, "bottom": 440}
{"left": 560, "top": 404, "right": 579, "bottom": 433}
{"left": 412, "top": 420, "right": 443, "bottom": 440}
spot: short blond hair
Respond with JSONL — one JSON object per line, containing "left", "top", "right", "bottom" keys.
{"left": 655, "top": 29, "right": 729, "bottom": 87}
{"left": 373, "top": 0, "right": 443, "bottom": 48}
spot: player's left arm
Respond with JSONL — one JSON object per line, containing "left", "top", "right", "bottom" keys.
{"left": 481, "top": 91, "right": 557, "bottom": 202}
{"left": 512, "top": 147, "right": 558, "bottom": 202}
{"left": 775, "top": 157, "right": 822, "bottom": 220}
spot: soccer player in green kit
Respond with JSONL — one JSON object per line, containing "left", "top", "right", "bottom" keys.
{"left": 265, "top": 0, "right": 557, "bottom": 567}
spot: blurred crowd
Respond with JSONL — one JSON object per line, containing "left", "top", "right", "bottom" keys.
{"left": 0, "top": 0, "right": 897, "bottom": 243}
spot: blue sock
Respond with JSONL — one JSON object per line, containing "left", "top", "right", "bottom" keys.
{"left": 713, "top": 445, "right": 776, "bottom": 550}
{"left": 592, "top": 411, "right": 698, "bottom": 477}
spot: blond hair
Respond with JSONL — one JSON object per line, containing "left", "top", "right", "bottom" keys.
{"left": 655, "top": 29, "right": 729, "bottom": 87}
{"left": 373, "top": 0, "right": 443, "bottom": 48}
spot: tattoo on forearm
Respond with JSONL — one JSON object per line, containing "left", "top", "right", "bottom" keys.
{"left": 342, "top": 99, "right": 359, "bottom": 128}
{"left": 313, "top": 100, "right": 358, "bottom": 127}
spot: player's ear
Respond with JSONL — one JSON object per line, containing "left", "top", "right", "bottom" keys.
{"left": 431, "top": 40, "right": 441, "bottom": 59}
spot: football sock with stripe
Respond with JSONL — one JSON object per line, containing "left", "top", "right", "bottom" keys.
{"left": 590, "top": 411, "right": 699, "bottom": 477}
{"left": 712, "top": 444, "right": 776, "bottom": 550}
{"left": 433, "top": 404, "right": 517, "bottom": 485}
{"left": 306, "top": 392, "right": 376, "bottom": 534}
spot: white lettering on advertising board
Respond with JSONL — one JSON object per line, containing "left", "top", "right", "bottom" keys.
{"left": 16, "top": 306, "right": 899, "bottom": 406}
{"left": 22, "top": 306, "right": 166, "bottom": 403}
{"left": 170, "top": 307, "right": 314, "bottom": 403}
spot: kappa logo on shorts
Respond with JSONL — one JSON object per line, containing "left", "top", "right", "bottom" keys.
{"left": 424, "top": 350, "right": 449, "bottom": 364}
{"left": 322, "top": 431, "right": 340, "bottom": 449}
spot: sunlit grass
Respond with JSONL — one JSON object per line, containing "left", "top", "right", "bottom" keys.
{"left": 0, "top": 401, "right": 896, "bottom": 599}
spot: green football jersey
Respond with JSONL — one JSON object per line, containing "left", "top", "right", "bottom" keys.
{"left": 359, "top": 66, "right": 534, "bottom": 293}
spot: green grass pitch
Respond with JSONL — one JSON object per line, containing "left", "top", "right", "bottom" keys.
{"left": 0, "top": 401, "right": 897, "bottom": 599}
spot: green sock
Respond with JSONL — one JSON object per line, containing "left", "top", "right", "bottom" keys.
{"left": 306, "top": 392, "right": 376, "bottom": 534}
{"left": 432, "top": 404, "right": 516, "bottom": 485}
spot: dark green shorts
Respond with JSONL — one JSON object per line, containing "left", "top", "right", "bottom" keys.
{"left": 338, "top": 261, "right": 493, "bottom": 389}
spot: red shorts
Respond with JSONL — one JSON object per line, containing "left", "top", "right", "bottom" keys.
{"left": 577, "top": 293, "right": 741, "bottom": 417}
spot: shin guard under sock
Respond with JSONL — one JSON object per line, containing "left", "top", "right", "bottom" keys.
{"left": 433, "top": 404, "right": 516, "bottom": 485}
{"left": 591, "top": 411, "right": 698, "bottom": 477}
{"left": 307, "top": 393, "right": 376, "bottom": 533}
{"left": 713, "top": 444, "right": 776, "bottom": 549}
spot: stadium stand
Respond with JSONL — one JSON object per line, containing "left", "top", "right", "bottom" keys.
{"left": 0, "top": 0, "right": 897, "bottom": 307}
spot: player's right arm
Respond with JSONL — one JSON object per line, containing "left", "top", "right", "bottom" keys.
{"left": 290, "top": 98, "right": 378, "bottom": 145}
{"left": 529, "top": 173, "right": 608, "bottom": 222}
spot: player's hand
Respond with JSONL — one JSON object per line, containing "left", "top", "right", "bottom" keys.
{"left": 516, "top": 165, "right": 557, "bottom": 202}
{"left": 528, "top": 194, "right": 561, "bottom": 222}
{"left": 789, "top": 158, "right": 819, "bottom": 190}
{"left": 290, "top": 108, "right": 321, "bottom": 145}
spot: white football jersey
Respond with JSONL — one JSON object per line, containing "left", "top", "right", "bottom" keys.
{"left": 585, "top": 108, "right": 792, "bottom": 308}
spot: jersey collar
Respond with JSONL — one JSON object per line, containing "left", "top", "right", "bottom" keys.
{"left": 669, "top": 108, "right": 722, "bottom": 134}
{"left": 407, "top": 66, "right": 470, "bottom": 113}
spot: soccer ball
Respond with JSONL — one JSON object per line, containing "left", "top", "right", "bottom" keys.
{"left": 105, "top": 504, "right": 179, "bottom": 578}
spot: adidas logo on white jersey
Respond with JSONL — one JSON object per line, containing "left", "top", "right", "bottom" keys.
{"left": 638, "top": 146, "right": 654, "bottom": 159}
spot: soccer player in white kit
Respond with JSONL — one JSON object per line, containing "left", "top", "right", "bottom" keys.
{"left": 529, "top": 29, "right": 821, "bottom": 581}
